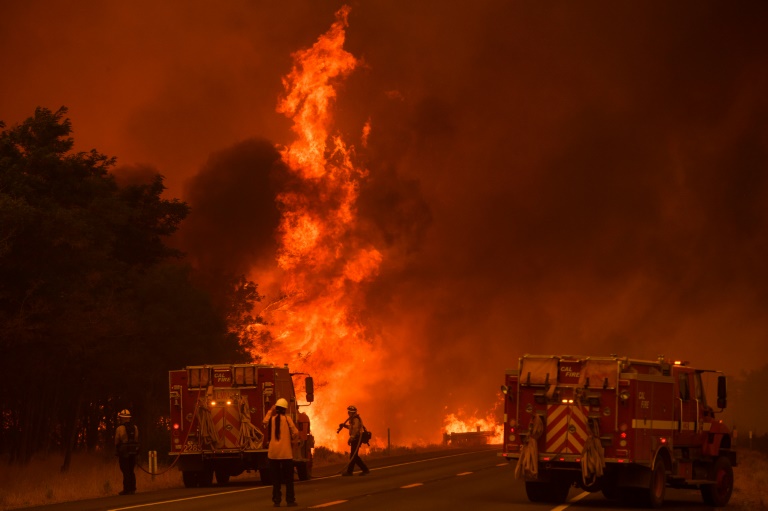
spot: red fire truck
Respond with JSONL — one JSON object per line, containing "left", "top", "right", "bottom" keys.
{"left": 499, "top": 354, "right": 735, "bottom": 508}
{"left": 169, "top": 363, "right": 315, "bottom": 487}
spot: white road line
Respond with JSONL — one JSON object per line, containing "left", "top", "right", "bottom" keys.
{"left": 367, "top": 449, "right": 492, "bottom": 472}
{"left": 496, "top": 463, "right": 508, "bottom": 467}
{"left": 310, "top": 500, "right": 348, "bottom": 508}
{"left": 456, "top": 471, "right": 473, "bottom": 476}
{"left": 109, "top": 449, "right": 494, "bottom": 510}
{"left": 108, "top": 486, "right": 269, "bottom": 510}
{"left": 401, "top": 483, "right": 424, "bottom": 488}
{"left": 551, "top": 491, "right": 590, "bottom": 511}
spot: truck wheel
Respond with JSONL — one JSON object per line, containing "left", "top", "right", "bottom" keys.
{"left": 701, "top": 456, "right": 733, "bottom": 507}
{"left": 215, "top": 470, "right": 231, "bottom": 485}
{"left": 182, "top": 471, "right": 200, "bottom": 488}
{"left": 524, "top": 482, "right": 547, "bottom": 502}
{"left": 602, "top": 484, "right": 620, "bottom": 500}
{"left": 525, "top": 480, "right": 570, "bottom": 504}
{"left": 259, "top": 468, "right": 273, "bottom": 485}
{"left": 296, "top": 461, "right": 312, "bottom": 481}
{"left": 199, "top": 469, "right": 214, "bottom": 487}
{"left": 644, "top": 458, "right": 666, "bottom": 508}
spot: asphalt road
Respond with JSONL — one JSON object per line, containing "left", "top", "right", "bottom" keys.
{"left": 24, "top": 447, "right": 719, "bottom": 511}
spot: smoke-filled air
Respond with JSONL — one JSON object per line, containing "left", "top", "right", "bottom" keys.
{"left": 2, "top": 1, "right": 767, "bottom": 445}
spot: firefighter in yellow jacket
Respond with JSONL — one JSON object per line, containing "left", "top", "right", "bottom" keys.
{"left": 263, "top": 398, "right": 299, "bottom": 507}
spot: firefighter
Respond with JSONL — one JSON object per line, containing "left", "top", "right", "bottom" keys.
{"left": 339, "top": 405, "right": 369, "bottom": 476}
{"left": 263, "top": 398, "right": 299, "bottom": 507}
{"left": 114, "top": 409, "right": 139, "bottom": 495}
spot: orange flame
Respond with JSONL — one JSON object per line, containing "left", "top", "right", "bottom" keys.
{"left": 443, "top": 411, "right": 503, "bottom": 444}
{"left": 276, "top": 5, "right": 357, "bottom": 181}
{"left": 254, "top": 5, "right": 382, "bottom": 448}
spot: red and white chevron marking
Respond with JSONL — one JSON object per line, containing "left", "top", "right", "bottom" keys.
{"left": 212, "top": 407, "right": 241, "bottom": 448}
{"left": 544, "top": 404, "right": 588, "bottom": 454}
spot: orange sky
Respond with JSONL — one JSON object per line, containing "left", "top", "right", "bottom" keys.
{"left": 2, "top": 0, "right": 767, "bottom": 443}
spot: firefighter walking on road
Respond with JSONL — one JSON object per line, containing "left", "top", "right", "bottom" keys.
{"left": 339, "top": 405, "right": 369, "bottom": 476}
{"left": 115, "top": 409, "right": 139, "bottom": 495}
{"left": 263, "top": 398, "right": 299, "bottom": 507}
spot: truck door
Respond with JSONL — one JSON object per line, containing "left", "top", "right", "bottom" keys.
{"left": 692, "top": 371, "right": 710, "bottom": 445}
{"left": 674, "top": 367, "right": 698, "bottom": 445}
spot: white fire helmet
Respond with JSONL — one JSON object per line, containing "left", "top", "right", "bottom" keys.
{"left": 347, "top": 405, "right": 357, "bottom": 413}
{"left": 118, "top": 409, "right": 131, "bottom": 420}
{"left": 276, "top": 398, "right": 288, "bottom": 409}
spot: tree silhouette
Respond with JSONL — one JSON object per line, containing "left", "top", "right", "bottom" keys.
{"left": 0, "top": 107, "right": 249, "bottom": 467}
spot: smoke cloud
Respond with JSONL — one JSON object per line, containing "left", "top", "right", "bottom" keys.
{"left": 180, "top": 138, "right": 284, "bottom": 277}
{"left": 2, "top": 0, "right": 767, "bottom": 440}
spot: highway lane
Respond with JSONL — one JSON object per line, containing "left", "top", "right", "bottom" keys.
{"left": 25, "top": 448, "right": 719, "bottom": 511}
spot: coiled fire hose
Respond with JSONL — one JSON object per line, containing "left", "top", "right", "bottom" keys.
{"left": 581, "top": 419, "right": 605, "bottom": 486}
{"left": 197, "top": 396, "right": 220, "bottom": 447}
{"left": 515, "top": 414, "right": 544, "bottom": 479}
{"left": 237, "top": 395, "right": 264, "bottom": 449}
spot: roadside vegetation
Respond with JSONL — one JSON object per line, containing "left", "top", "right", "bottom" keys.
{"left": 730, "top": 447, "right": 768, "bottom": 510}
{"left": 1, "top": 446, "right": 766, "bottom": 510}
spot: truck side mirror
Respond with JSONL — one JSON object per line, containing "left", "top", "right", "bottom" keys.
{"left": 305, "top": 376, "right": 314, "bottom": 403}
{"left": 717, "top": 375, "right": 727, "bottom": 409}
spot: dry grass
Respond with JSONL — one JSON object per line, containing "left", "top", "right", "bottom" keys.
{"left": 0, "top": 452, "right": 182, "bottom": 510}
{"left": 2, "top": 446, "right": 765, "bottom": 510}
{"left": 730, "top": 448, "right": 768, "bottom": 510}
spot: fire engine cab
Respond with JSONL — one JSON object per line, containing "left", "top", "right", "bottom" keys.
{"left": 500, "top": 354, "right": 735, "bottom": 508}
{"left": 169, "top": 363, "right": 314, "bottom": 487}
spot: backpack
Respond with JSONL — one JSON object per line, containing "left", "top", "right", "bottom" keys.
{"left": 357, "top": 415, "right": 372, "bottom": 445}
{"left": 118, "top": 423, "right": 141, "bottom": 457}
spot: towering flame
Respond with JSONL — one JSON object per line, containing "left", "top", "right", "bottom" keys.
{"left": 255, "top": 5, "right": 501, "bottom": 448}
{"left": 255, "top": 6, "right": 383, "bottom": 447}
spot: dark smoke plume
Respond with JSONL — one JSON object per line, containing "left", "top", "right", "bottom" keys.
{"left": 179, "top": 138, "right": 285, "bottom": 277}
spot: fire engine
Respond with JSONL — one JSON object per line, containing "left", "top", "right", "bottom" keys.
{"left": 169, "top": 363, "right": 315, "bottom": 487}
{"left": 500, "top": 354, "right": 735, "bottom": 508}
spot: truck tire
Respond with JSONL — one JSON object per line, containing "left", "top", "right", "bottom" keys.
{"left": 182, "top": 470, "right": 199, "bottom": 488}
{"left": 215, "top": 469, "right": 231, "bottom": 485}
{"left": 525, "top": 480, "right": 570, "bottom": 504}
{"left": 259, "top": 468, "right": 273, "bottom": 485}
{"left": 644, "top": 458, "right": 666, "bottom": 508}
{"left": 296, "top": 460, "right": 312, "bottom": 481}
{"left": 200, "top": 469, "right": 214, "bottom": 487}
{"left": 700, "top": 456, "right": 733, "bottom": 507}
{"left": 601, "top": 484, "right": 620, "bottom": 500}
